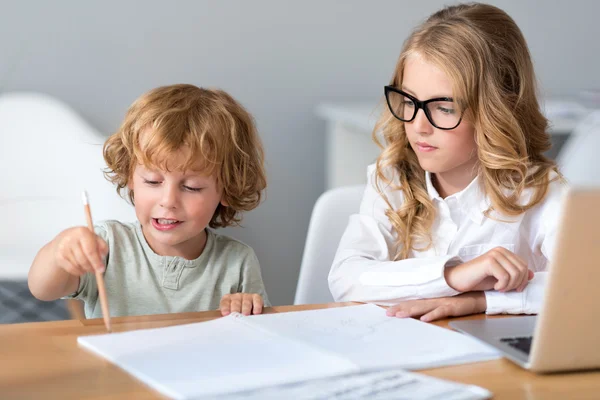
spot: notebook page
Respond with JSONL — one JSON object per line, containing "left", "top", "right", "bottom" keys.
{"left": 237, "top": 304, "right": 499, "bottom": 370}
{"left": 78, "top": 314, "right": 357, "bottom": 399}
{"left": 201, "top": 368, "right": 492, "bottom": 400}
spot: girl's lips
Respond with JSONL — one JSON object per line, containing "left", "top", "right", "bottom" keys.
{"left": 415, "top": 143, "right": 438, "bottom": 152}
{"left": 152, "top": 218, "right": 183, "bottom": 231}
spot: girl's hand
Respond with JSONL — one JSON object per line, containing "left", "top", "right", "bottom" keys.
{"left": 220, "top": 293, "right": 264, "bottom": 316}
{"left": 53, "top": 227, "right": 108, "bottom": 276}
{"left": 445, "top": 247, "right": 533, "bottom": 293}
{"left": 386, "top": 292, "right": 487, "bottom": 322}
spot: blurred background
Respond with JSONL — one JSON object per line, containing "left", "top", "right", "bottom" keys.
{"left": 1, "top": 0, "right": 600, "bottom": 313}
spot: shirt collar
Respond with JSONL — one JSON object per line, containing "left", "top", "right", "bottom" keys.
{"left": 425, "top": 171, "right": 490, "bottom": 225}
{"left": 134, "top": 221, "right": 213, "bottom": 267}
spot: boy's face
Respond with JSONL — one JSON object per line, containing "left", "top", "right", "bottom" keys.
{"left": 129, "top": 155, "right": 226, "bottom": 260}
{"left": 401, "top": 53, "right": 478, "bottom": 182}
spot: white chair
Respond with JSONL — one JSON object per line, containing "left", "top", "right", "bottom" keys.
{"left": 0, "top": 92, "right": 136, "bottom": 281}
{"left": 557, "top": 110, "right": 600, "bottom": 186}
{"left": 294, "top": 185, "right": 365, "bottom": 304}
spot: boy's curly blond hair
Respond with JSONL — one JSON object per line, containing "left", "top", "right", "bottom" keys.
{"left": 103, "top": 84, "right": 266, "bottom": 228}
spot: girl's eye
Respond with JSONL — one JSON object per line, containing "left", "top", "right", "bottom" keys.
{"left": 438, "top": 106, "right": 455, "bottom": 115}
{"left": 403, "top": 99, "right": 415, "bottom": 107}
{"left": 183, "top": 186, "right": 203, "bottom": 192}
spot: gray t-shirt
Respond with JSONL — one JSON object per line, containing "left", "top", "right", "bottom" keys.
{"left": 66, "top": 220, "right": 269, "bottom": 318}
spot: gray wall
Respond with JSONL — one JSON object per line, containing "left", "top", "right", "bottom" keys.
{"left": 2, "top": 0, "right": 599, "bottom": 305}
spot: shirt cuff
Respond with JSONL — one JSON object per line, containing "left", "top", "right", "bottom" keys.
{"left": 61, "top": 276, "right": 85, "bottom": 300}
{"left": 484, "top": 290, "right": 525, "bottom": 314}
{"left": 485, "top": 272, "right": 547, "bottom": 315}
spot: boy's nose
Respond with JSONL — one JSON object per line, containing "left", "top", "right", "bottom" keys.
{"left": 159, "top": 186, "right": 178, "bottom": 209}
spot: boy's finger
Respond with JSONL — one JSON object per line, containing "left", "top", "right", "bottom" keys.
{"left": 81, "top": 238, "right": 105, "bottom": 273}
{"left": 219, "top": 297, "right": 231, "bottom": 316}
{"left": 63, "top": 261, "right": 85, "bottom": 277}
{"left": 241, "top": 297, "right": 253, "bottom": 316}
{"left": 230, "top": 297, "right": 242, "bottom": 313}
{"left": 71, "top": 245, "right": 94, "bottom": 273}
{"left": 252, "top": 295, "right": 263, "bottom": 315}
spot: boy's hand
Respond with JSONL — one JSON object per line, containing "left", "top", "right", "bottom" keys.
{"left": 53, "top": 227, "right": 108, "bottom": 276}
{"left": 220, "top": 293, "right": 264, "bottom": 316}
{"left": 386, "top": 292, "right": 487, "bottom": 322}
{"left": 445, "top": 247, "right": 533, "bottom": 293}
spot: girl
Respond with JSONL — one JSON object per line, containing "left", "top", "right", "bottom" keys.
{"left": 329, "top": 3, "right": 566, "bottom": 321}
{"left": 29, "top": 84, "right": 269, "bottom": 318}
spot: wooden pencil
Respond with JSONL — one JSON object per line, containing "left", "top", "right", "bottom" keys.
{"left": 82, "top": 191, "right": 112, "bottom": 333}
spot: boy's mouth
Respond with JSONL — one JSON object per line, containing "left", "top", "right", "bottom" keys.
{"left": 152, "top": 218, "right": 183, "bottom": 231}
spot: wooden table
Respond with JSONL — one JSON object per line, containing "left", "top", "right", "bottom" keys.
{"left": 1, "top": 302, "right": 599, "bottom": 399}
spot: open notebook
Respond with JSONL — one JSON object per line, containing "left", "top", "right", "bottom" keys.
{"left": 78, "top": 304, "right": 498, "bottom": 399}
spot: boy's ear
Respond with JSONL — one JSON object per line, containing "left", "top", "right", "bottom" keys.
{"left": 220, "top": 198, "right": 229, "bottom": 207}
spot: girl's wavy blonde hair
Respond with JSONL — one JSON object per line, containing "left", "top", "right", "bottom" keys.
{"left": 103, "top": 84, "right": 266, "bottom": 228}
{"left": 374, "top": 3, "right": 561, "bottom": 260}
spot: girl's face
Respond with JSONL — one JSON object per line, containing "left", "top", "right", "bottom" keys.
{"left": 128, "top": 148, "right": 226, "bottom": 260}
{"left": 401, "top": 54, "right": 478, "bottom": 181}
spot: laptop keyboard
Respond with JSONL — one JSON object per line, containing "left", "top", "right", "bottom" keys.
{"left": 500, "top": 336, "right": 533, "bottom": 354}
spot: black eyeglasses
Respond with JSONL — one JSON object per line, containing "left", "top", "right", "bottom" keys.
{"left": 384, "top": 86, "right": 464, "bottom": 130}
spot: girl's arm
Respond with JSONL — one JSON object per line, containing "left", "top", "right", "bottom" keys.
{"left": 328, "top": 165, "right": 461, "bottom": 305}
{"left": 483, "top": 179, "right": 566, "bottom": 314}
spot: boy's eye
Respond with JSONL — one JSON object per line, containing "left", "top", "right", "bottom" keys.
{"left": 143, "top": 179, "right": 160, "bottom": 185}
{"left": 183, "top": 185, "right": 203, "bottom": 192}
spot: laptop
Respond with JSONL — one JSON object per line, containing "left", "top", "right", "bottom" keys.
{"left": 450, "top": 188, "right": 600, "bottom": 373}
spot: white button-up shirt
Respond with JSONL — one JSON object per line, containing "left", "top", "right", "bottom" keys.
{"left": 329, "top": 164, "right": 567, "bottom": 314}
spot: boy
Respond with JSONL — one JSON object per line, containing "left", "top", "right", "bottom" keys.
{"left": 29, "top": 84, "right": 269, "bottom": 318}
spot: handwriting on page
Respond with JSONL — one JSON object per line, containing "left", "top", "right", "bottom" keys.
{"left": 287, "top": 316, "right": 396, "bottom": 341}
{"left": 239, "top": 304, "right": 499, "bottom": 371}
{"left": 204, "top": 368, "right": 491, "bottom": 400}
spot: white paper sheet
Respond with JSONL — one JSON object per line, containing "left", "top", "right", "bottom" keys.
{"left": 236, "top": 304, "right": 499, "bottom": 370}
{"left": 201, "top": 368, "right": 492, "bottom": 400}
{"left": 78, "top": 304, "right": 499, "bottom": 399}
